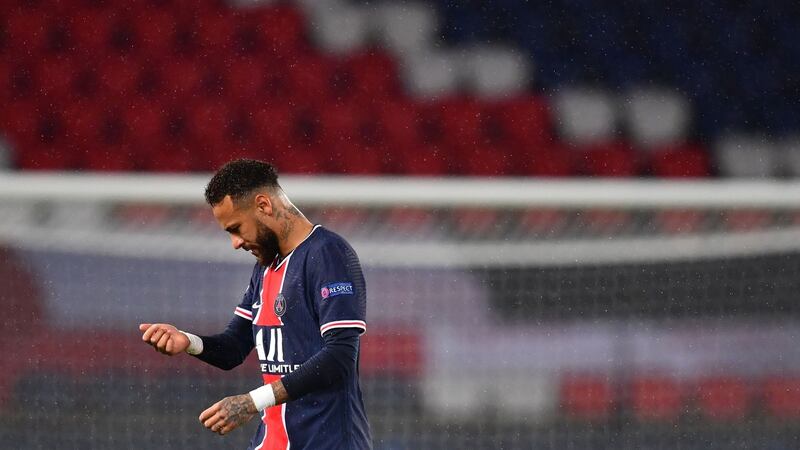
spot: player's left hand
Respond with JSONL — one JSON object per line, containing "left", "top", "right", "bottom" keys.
{"left": 199, "top": 394, "right": 258, "bottom": 436}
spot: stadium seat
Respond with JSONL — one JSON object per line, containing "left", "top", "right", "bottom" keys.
{"left": 553, "top": 87, "right": 617, "bottom": 145}
{"left": 372, "top": 2, "right": 438, "bottom": 55}
{"left": 649, "top": 144, "right": 710, "bottom": 178}
{"left": 131, "top": 9, "right": 179, "bottom": 58}
{"left": 80, "top": 143, "right": 137, "bottom": 172}
{"left": 37, "top": 56, "right": 79, "bottom": 99}
{"left": 185, "top": 99, "right": 235, "bottom": 148}
{"left": 490, "top": 96, "right": 552, "bottom": 148}
{"left": 342, "top": 50, "right": 401, "bottom": 104}
{"left": 401, "top": 50, "right": 462, "bottom": 99}
{"left": 360, "top": 329, "right": 422, "bottom": 377}
{"left": 5, "top": 9, "right": 50, "bottom": 54}
{"left": 68, "top": 8, "right": 119, "bottom": 55}
{"left": 309, "top": 3, "right": 369, "bottom": 55}
{"left": 376, "top": 100, "right": 424, "bottom": 150}
{"left": 762, "top": 376, "right": 800, "bottom": 420}
{"left": 286, "top": 53, "right": 335, "bottom": 105}
{"left": 630, "top": 376, "right": 684, "bottom": 422}
{"left": 461, "top": 45, "right": 530, "bottom": 99}
{"left": 159, "top": 59, "right": 204, "bottom": 99}
{"left": 622, "top": 87, "right": 691, "bottom": 149}
{"left": 245, "top": 5, "right": 307, "bottom": 58}
{"left": 97, "top": 56, "right": 142, "bottom": 97}
{"left": 395, "top": 144, "right": 449, "bottom": 176}
{"left": 580, "top": 141, "right": 640, "bottom": 177}
{"left": 250, "top": 103, "right": 296, "bottom": 151}
{"left": 459, "top": 145, "right": 510, "bottom": 176}
{"left": 121, "top": 99, "right": 168, "bottom": 145}
{"left": 715, "top": 134, "right": 778, "bottom": 178}
{"left": 696, "top": 377, "right": 750, "bottom": 421}
{"left": 434, "top": 97, "right": 486, "bottom": 150}
{"left": 560, "top": 374, "right": 615, "bottom": 420}
{"left": 519, "top": 144, "right": 576, "bottom": 177}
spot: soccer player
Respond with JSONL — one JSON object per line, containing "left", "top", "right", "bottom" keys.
{"left": 139, "top": 159, "right": 372, "bottom": 449}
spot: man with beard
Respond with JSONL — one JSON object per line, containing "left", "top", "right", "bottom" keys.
{"left": 139, "top": 159, "right": 372, "bottom": 449}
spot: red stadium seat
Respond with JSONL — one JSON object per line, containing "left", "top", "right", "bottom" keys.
{"left": 360, "top": 328, "right": 422, "bottom": 377}
{"left": 317, "top": 101, "right": 368, "bottom": 147}
{"left": 490, "top": 95, "right": 552, "bottom": 147}
{"left": 69, "top": 8, "right": 119, "bottom": 55}
{"left": 343, "top": 49, "right": 400, "bottom": 104}
{"left": 435, "top": 97, "right": 486, "bottom": 150}
{"left": 37, "top": 56, "right": 79, "bottom": 99}
{"left": 270, "top": 144, "right": 323, "bottom": 174}
{"left": 649, "top": 143, "right": 710, "bottom": 177}
{"left": 5, "top": 9, "right": 50, "bottom": 54}
{"left": 185, "top": 99, "right": 234, "bottom": 147}
{"left": 0, "top": 99, "right": 39, "bottom": 145}
{"left": 195, "top": 8, "right": 238, "bottom": 57}
{"left": 396, "top": 144, "right": 449, "bottom": 176}
{"left": 250, "top": 103, "right": 296, "bottom": 151}
{"left": 377, "top": 100, "right": 424, "bottom": 150}
{"left": 560, "top": 374, "right": 615, "bottom": 420}
{"left": 630, "top": 376, "right": 684, "bottom": 422}
{"left": 244, "top": 5, "right": 307, "bottom": 58}
{"left": 696, "top": 377, "right": 750, "bottom": 421}
{"left": 459, "top": 145, "right": 510, "bottom": 176}
{"left": 62, "top": 100, "right": 107, "bottom": 143}
{"left": 16, "top": 142, "right": 78, "bottom": 171}
{"left": 520, "top": 144, "right": 576, "bottom": 176}
{"left": 286, "top": 54, "right": 335, "bottom": 105}
{"left": 763, "top": 377, "right": 800, "bottom": 420}
{"left": 121, "top": 99, "right": 168, "bottom": 145}
{"left": 81, "top": 142, "right": 137, "bottom": 172}
{"left": 581, "top": 140, "right": 640, "bottom": 177}
{"left": 140, "top": 140, "right": 197, "bottom": 172}
{"left": 97, "top": 56, "right": 142, "bottom": 97}
{"left": 131, "top": 9, "right": 179, "bottom": 57}
{"left": 159, "top": 59, "right": 204, "bottom": 100}
{"left": 328, "top": 141, "right": 386, "bottom": 175}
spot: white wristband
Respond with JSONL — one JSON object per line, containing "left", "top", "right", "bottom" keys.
{"left": 249, "top": 384, "right": 276, "bottom": 412}
{"left": 179, "top": 331, "right": 204, "bottom": 355}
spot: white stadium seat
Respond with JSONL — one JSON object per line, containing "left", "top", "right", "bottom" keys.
{"left": 553, "top": 87, "right": 617, "bottom": 145}
{"left": 715, "top": 134, "right": 777, "bottom": 177}
{"left": 461, "top": 45, "right": 531, "bottom": 99}
{"left": 623, "top": 87, "right": 690, "bottom": 149}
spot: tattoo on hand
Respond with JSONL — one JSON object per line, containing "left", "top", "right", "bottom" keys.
{"left": 221, "top": 394, "right": 257, "bottom": 428}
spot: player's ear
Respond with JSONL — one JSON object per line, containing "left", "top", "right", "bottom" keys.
{"left": 254, "top": 193, "right": 273, "bottom": 216}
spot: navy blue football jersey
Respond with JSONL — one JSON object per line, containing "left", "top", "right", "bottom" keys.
{"left": 233, "top": 225, "right": 371, "bottom": 450}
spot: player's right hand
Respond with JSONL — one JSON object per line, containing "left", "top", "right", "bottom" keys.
{"left": 139, "top": 323, "right": 190, "bottom": 356}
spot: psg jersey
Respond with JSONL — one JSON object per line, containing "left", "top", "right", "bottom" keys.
{"left": 232, "top": 225, "right": 371, "bottom": 450}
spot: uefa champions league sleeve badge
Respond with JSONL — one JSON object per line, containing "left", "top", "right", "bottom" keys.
{"left": 274, "top": 293, "right": 287, "bottom": 317}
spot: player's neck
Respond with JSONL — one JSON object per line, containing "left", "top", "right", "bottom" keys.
{"left": 277, "top": 216, "right": 315, "bottom": 257}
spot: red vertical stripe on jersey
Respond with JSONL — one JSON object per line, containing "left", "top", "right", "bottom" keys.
{"left": 255, "top": 262, "right": 287, "bottom": 327}
{"left": 259, "top": 374, "right": 289, "bottom": 450}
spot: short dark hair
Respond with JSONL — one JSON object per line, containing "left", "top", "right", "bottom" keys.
{"left": 204, "top": 159, "right": 280, "bottom": 205}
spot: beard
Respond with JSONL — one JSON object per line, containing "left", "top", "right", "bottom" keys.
{"left": 254, "top": 221, "right": 280, "bottom": 266}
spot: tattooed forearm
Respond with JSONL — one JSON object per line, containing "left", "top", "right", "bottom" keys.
{"left": 272, "top": 380, "right": 290, "bottom": 405}
{"left": 220, "top": 394, "right": 257, "bottom": 427}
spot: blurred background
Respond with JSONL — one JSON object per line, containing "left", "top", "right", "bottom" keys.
{"left": 2, "top": 0, "right": 800, "bottom": 448}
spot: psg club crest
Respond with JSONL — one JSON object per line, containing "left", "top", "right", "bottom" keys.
{"left": 274, "top": 293, "right": 287, "bottom": 317}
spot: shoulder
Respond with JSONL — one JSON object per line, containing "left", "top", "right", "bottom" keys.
{"left": 305, "top": 226, "right": 354, "bottom": 254}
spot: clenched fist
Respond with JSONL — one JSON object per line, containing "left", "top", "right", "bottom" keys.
{"left": 139, "top": 323, "right": 190, "bottom": 355}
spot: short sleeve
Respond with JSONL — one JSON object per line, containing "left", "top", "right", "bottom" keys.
{"left": 233, "top": 263, "right": 261, "bottom": 322}
{"left": 309, "top": 239, "right": 367, "bottom": 336}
